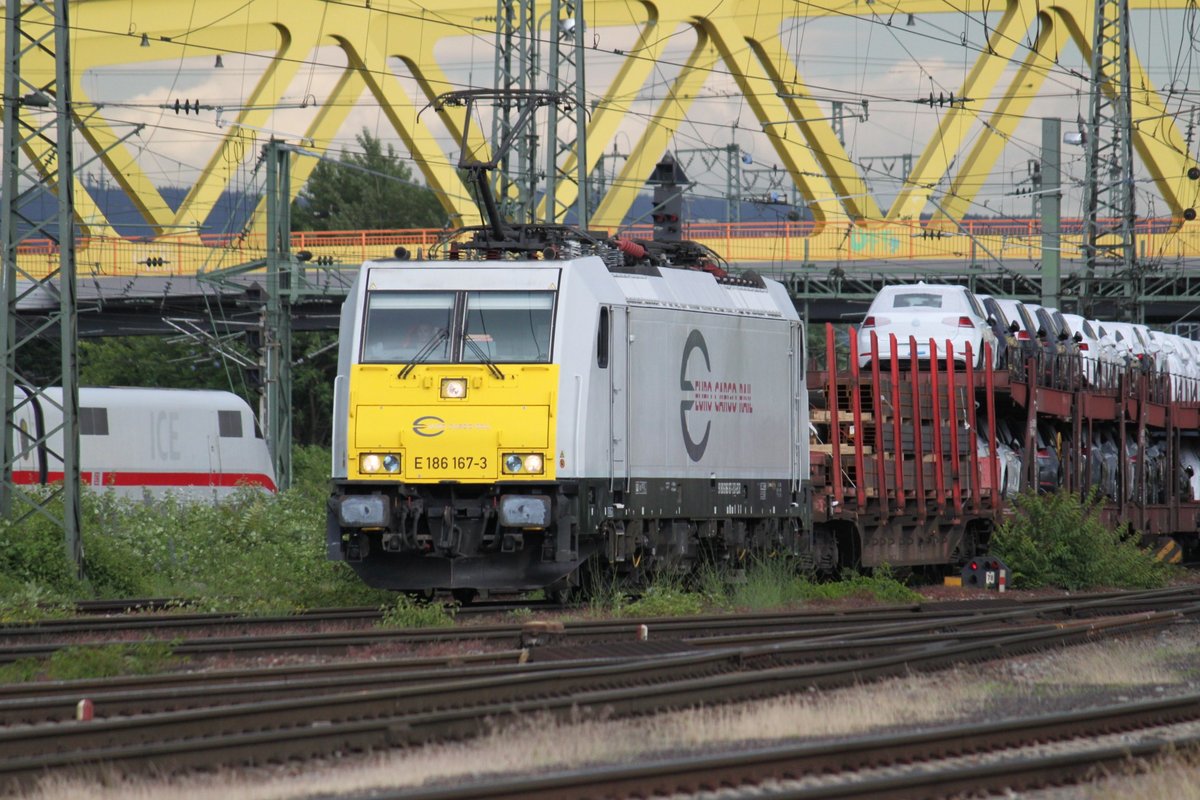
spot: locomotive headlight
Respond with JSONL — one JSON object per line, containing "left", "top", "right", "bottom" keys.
{"left": 440, "top": 378, "right": 468, "bottom": 399}
{"left": 360, "top": 453, "right": 401, "bottom": 474}
{"left": 502, "top": 453, "right": 545, "bottom": 475}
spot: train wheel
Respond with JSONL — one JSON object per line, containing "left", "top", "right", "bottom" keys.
{"left": 404, "top": 589, "right": 436, "bottom": 604}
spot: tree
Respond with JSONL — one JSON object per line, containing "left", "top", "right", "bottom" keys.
{"left": 77, "top": 333, "right": 338, "bottom": 447}
{"left": 79, "top": 337, "right": 235, "bottom": 392}
{"left": 292, "top": 128, "right": 447, "bottom": 231}
{"left": 287, "top": 331, "right": 339, "bottom": 446}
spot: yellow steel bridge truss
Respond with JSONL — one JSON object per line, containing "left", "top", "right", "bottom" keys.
{"left": 4, "top": 0, "right": 1200, "bottom": 276}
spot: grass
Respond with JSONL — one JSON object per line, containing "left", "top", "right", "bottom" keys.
{"left": 378, "top": 595, "right": 457, "bottom": 629}
{"left": 0, "top": 641, "right": 179, "bottom": 684}
{"left": 723, "top": 558, "right": 922, "bottom": 611}
{"left": 1085, "top": 751, "right": 1200, "bottom": 800}
{"left": 573, "top": 559, "right": 920, "bottom": 618}
{"left": 622, "top": 584, "right": 705, "bottom": 617}
{"left": 0, "top": 445, "right": 393, "bottom": 617}
{"left": 0, "top": 582, "right": 74, "bottom": 624}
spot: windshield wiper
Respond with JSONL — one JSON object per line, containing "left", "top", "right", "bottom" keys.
{"left": 398, "top": 328, "right": 449, "bottom": 380}
{"left": 462, "top": 335, "right": 505, "bottom": 380}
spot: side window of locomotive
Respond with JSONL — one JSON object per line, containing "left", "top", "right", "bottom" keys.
{"left": 80, "top": 407, "right": 108, "bottom": 436}
{"left": 218, "top": 410, "right": 243, "bottom": 438}
{"left": 463, "top": 291, "right": 554, "bottom": 363}
{"left": 361, "top": 291, "right": 455, "bottom": 363}
{"left": 597, "top": 308, "right": 609, "bottom": 368}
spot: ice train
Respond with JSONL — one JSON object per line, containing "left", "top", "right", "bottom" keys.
{"left": 13, "top": 387, "right": 276, "bottom": 501}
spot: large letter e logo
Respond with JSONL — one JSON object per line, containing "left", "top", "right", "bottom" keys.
{"left": 679, "top": 329, "right": 710, "bottom": 462}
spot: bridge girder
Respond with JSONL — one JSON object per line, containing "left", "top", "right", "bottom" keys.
{"left": 3, "top": 0, "right": 1199, "bottom": 257}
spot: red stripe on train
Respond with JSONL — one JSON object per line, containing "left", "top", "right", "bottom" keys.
{"left": 12, "top": 471, "right": 278, "bottom": 492}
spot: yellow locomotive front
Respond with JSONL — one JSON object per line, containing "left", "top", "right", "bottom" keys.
{"left": 351, "top": 287, "right": 557, "bottom": 486}
{"left": 329, "top": 266, "right": 575, "bottom": 594}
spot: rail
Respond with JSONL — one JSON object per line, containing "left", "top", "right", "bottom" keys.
{"left": 0, "top": 596, "right": 1190, "bottom": 793}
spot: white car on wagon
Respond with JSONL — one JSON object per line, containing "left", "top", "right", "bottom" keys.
{"left": 1060, "top": 312, "right": 1121, "bottom": 386}
{"left": 858, "top": 283, "right": 999, "bottom": 367}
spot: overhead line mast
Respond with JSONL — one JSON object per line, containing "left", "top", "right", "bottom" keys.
{"left": 1, "top": 0, "right": 82, "bottom": 573}
{"left": 491, "top": 0, "right": 588, "bottom": 226}
{"left": 1081, "top": 0, "right": 1139, "bottom": 321}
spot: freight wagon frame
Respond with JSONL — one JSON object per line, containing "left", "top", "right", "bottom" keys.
{"left": 808, "top": 323, "right": 1200, "bottom": 571}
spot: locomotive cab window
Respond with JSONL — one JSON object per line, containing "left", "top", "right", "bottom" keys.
{"left": 361, "top": 291, "right": 454, "bottom": 363}
{"left": 463, "top": 291, "right": 554, "bottom": 363}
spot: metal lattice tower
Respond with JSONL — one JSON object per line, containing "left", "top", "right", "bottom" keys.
{"left": 1081, "top": 0, "right": 1139, "bottom": 319}
{"left": 1, "top": 0, "right": 81, "bottom": 570}
{"left": 489, "top": 0, "right": 587, "bottom": 225}
{"left": 542, "top": 0, "right": 587, "bottom": 224}
{"left": 492, "top": 0, "right": 538, "bottom": 222}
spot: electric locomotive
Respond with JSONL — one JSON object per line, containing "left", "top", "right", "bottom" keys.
{"left": 327, "top": 251, "right": 810, "bottom": 597}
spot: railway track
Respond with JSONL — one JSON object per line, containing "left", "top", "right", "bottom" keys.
{"left": 0, "top": 610, "right": 1159, "bottom": 726}
{"left": 0, "top": 597, "right": 1195, "bottom": 792}
{"left": 3, "top": 586, "right": 1196, "bottom": 664}
{"left": 377, "top": 693, "right": 1200, "bottom": 799}
{"left": 51, "top": 597, "right": 558, "bottom": 630}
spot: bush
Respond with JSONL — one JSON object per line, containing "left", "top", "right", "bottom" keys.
{"left": 0, "top": 498, "right": 82, "bottom": 597}
{"left": 83, "top": 484, "right": 393, "bottom": 614}
{"left": 795, "top": 568, "right": 922, "bottom": 604}
{"left": 989, "top": 489, "right": 1170, "bottom": 590}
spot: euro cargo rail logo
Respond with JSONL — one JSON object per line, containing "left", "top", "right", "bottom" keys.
{"left": 412, "top": 416, "right": 491, "bottom": 437}
{"left": 679, "top": 329, "right": 754, "bottom": 462}
{"left": 413, "top": 416, "right": 446, "bottom": 437}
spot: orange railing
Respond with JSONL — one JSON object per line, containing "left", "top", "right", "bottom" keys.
{"left": 16, "top": 218, "right": 1200, "bottom": 279}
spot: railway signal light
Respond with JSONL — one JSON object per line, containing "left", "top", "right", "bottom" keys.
{"left": 962, "top": 557, "right": 1008, "bottom": 591}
